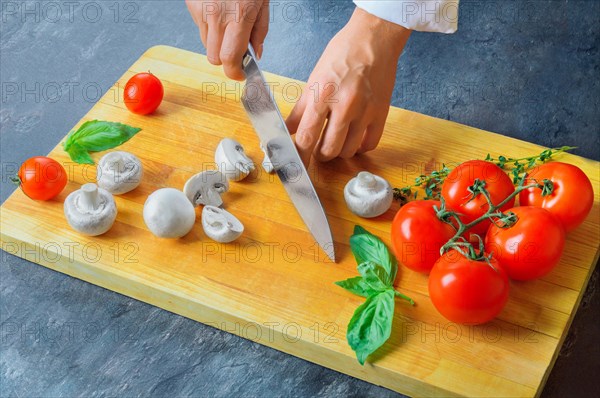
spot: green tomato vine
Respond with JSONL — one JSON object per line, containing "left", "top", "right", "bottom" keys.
{"left": 393, "top": 146, "right": 575, "bottom": 203}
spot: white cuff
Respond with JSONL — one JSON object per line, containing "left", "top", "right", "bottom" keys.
{"left": 353, "top": 0, "right": 459, "bottom": 34}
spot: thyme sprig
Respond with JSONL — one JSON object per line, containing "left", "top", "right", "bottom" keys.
{"left": 393, "top": 146, "right": 575, "bottom": 203}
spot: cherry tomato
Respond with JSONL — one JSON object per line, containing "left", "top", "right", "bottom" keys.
{"left": 519, "top": 162, "right": 593, "bottom": 232}
{"left": 429, "top": 250, "right": 509, "bottom": 324}
{"left": 485, "top": 206, "right": 565, "bottom": 281}
{"left": 124, "top": 72, "right": 164, "bottom": 115}
{"left": 441, "top": 160, "right": 515, "bottom": 239}
{"left": 391, "top": 200, "right": 456, "bottom": 273}
{"left": 17, "top": 156, "right": 67, "bottom": 201}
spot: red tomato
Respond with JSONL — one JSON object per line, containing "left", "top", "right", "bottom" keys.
{"left": 485, "top": 206, "right": 565, "bottom": 281}
{"left": 441, "top": 160, "right": 515, "bottom": 239}
{"left": 429, "top": 250, "right": 509, "bottom": 324}
{"left": 391, "top": 200, "right": 456, "bottom": 273}
{"left": 17, "top": 157, "right": 67, "bottom": 201}
{"left": 124, "top": 72, "right": 164, "bottom": 115}
{"left": 519, "top": 162, "right": 593, "bottom": 232}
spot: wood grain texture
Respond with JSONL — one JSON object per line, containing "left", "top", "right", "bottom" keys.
{"left": 1, "top": 45, "right": 598, "bottom": 398}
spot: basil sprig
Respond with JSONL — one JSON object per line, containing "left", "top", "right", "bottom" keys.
{"left": 63, "top": 120, "right": 142, "bottom": 164}
{"left": 335, "top": 226, "right": 414, "bottom": 365}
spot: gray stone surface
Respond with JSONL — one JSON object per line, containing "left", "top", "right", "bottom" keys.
{"left": 1, "top": 1, "right": 598, "bottom": 397}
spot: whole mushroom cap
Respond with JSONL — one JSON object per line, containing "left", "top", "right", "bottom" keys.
{"left": 64, "top": 183, "right": 117, "bottom": 236}
{"left": 97, "top": 151, "right": 143, "bottom": 195}
{"left": 143, "top": 188, "right": 196, "bottom": 238}
{"left": 344, "top": 171, "right": 393, "bottom": 218}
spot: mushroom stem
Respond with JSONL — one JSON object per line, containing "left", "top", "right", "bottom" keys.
{"left": 108, "top": 153, "right": 126, "bottom": 173}
{"left": 79, "top": 183, "right": 101, "bottom": 211}
{"left": 357, "top": 172, "right": 378, "bottom": 189}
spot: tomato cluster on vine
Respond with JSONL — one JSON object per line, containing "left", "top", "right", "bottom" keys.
{"left": 391, "top": 160, "right": 594, "bottom": 324}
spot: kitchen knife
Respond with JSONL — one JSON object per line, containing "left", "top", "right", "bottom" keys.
{"left": 241, "top": 45, "right": 336, "bottom": 262}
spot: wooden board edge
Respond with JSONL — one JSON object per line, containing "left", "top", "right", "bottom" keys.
{"left": 1, "top": 229, "right": 540, "bottom": 398}
{"left": 534, "top": 249, "right": 600, "bottom": 398}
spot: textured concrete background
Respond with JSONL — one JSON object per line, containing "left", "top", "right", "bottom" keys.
{"left": 1, "top": 0, "right": 599, "bottom": 397}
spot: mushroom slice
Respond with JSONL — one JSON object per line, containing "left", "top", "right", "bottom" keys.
{"left": 215, "top": 138, "right": 255, "bottom": 181}
{"left": 202, "top": 206, "right": 244, "bottom": 243}
{"left": 344, "top": 171, "right": 393, "bottom": 218}
{"left": 97, "top": 151, "right": 143, "bottom": 194}
{"left": 183, "top": 170, "right": 229, "bottom": 207}
{"left": 143, "top": 188, "right": 196, "bottom": 238}
{"left": 260, "top": 143, "right": 275, "bottom": 174}
{"left": 64, "top": 183, "right": 117, "bottom": 236}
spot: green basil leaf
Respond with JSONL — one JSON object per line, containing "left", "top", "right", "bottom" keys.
{"left": 353, "top": 225, "right": 372, "bottom": 236}
{"left": 334, "top": 277, "right": 377, "bottom": 298}
{"left": 349, "top": 233, "right": 396, "bottom": 285}
{"left": 65, "top": 143, "right": 94, "bottom": 164}
{"left": 63, "top": 120, "right": 142, "bottom": 164}
{"left": 357, "top": 261, "right": 389, "bottom": 292}
{"left": 347, "top": 289, "right": 395, "bottom": 365}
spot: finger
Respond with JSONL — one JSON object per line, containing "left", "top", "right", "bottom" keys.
{"left": 294, "top": 104, "right": 328, "bottom": 167}
{"left": 358, "top": 113, "right": 388, "bottom": 153}
{"left": 250, "top": 1, "right": 270, "bottom": 60}
{"left": 285, "top": 93, "right": 307, "bottom": 134}
{"left": 339, "top": 119, "right": 369, "bottom": 159}
{"left": 220, "top": 24, "right": 253, "bottom": 81}
{"left": 206, "top": 23, "right": 225, "bottom": 65}
{"left": 199, "top": 25, "right": 208, "bottom": 48}
{"left": 315, "top": 114, "right": 351, "bottom": 162}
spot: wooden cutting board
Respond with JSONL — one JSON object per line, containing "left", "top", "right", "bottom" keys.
{"left": 1, "top": 45, "right": 598, "bottom": 398}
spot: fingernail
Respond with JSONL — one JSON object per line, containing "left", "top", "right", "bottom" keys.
{"left": 256, "top": 44, "right": 264, "bottom": 60}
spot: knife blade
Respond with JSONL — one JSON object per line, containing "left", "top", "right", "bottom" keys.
{"left": 241, "top": 45, "right": 336, "bottom": 263}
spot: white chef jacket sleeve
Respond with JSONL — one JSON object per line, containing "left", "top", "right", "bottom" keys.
{"left": 353, "top": 1, "right": 459, "bottom": 33}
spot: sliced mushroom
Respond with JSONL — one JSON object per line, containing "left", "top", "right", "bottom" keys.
{"left": 64, "top": 183, "right": 117, "bottom": 236}
{"left": 202, "top": 206, "right": 244, "bottom": 243}
{"left": 143, "top": 188, "right": 195, "bottom": 238}
{"left": 215, "top": 138, "right": 255, "bottom": 181}
{"left": 260, "top": 143, "right": 275, "bottom": 174}
{"left": 344, "top": 171, "right": 393, "bottom": 218}
{"left": 183, "top": 170, "right": 229, "bottom": 207}
{"left": 97, "top": 151, "right": 143, "bottom": 194}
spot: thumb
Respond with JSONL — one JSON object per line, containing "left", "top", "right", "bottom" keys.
{"left": 285, "top": 95, "right": 306, "bottom": 135}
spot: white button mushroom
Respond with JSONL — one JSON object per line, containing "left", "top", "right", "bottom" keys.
{"left": 143, "top": 188, "right": 196, "bottom": 238}
{"left": 215, "top": 138, "right": 255, "bottom": 181}
{"left": 344, "top": 171, "right": 393, "bottom": 218}
{"left": 260, "top": 143, "right": 275, "bottom": 174}
{"left": 183, "top": 170, "right": 229, "bottom": 207}
{"left": 97, "top": 151, "right": 143, "bottom": 194}
{"left": 202, "top": 206, "right": 244, "bottom": 243}
{"left": 64, "top": 183, "right": 117, "bottom": 236}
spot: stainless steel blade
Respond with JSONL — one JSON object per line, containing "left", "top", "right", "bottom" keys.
{"left": 241, "top": 45, "right": 335, "bottom": 262}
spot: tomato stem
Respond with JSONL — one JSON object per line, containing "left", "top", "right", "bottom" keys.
{"left": 394, "top": 146, "right": 575, "bottom": 203}
{"left": 436, "top": 179, "right": 549, "bottom": 263}
{"left": 10, "top": 175, "right": 21, "bottom": 187}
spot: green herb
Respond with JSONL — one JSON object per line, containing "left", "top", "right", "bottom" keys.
{"left": 393, "top": 165, "right": 451, "bottom": 204}
{"left": 484, "top": 146, "right": 576, "bottom": 184}
{"left": 394, "top": 146, "right": 575, "bottom": 203}
{"left": 335, "top": 226, "right": 414, "bottom": 365}
{"left": 63, "top": 120, "right": 142, "bottom": 164}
